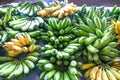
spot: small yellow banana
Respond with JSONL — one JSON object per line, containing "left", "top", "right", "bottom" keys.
{"left": 8, "top": 50, "right": 19, "bottom": 57}
{"left": 24, "top": 33, "right": 31, "bottom": 45}
{"left": 96, "top": 67, "right": 102, "bottom": 80}
{"left": 22, "top": 47, "right": 28, "bottom": 53}
{"left": 90, "top": 66, "right": 99, "bottom": 80}
{"left": 106, "top": 68, "right": 117, "bottom": 80}
{"left": 110, "top": 67, "right": 120, "bottom": 79}
{"left": 16, "top": 34, "right": 26, "bottom": 46}
{"left": 28, "top": 44, "right": 35, "bottom": 52}
{"left": 81, "top": 63, "right": 95, "bottom": 70}
{"left": 11, "top": 39, "right": 23, "bottom": 47}
{"left": 84, "top": 68, "right": 92, "bottom": 78}
{"left": 102, "top": 68, "right": 109, "bottom": 80}
{"left": 4, "top": 42, "right": 15, "bottom": 49}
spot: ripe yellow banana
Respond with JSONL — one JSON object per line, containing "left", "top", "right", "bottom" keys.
{"left": 90, "top": 66, "right": 99, "bottom": 80}
{"left": 81, "top": 63, "right": 95, "bottom": 70}
{"left": 22, "top": 47, "right": 28, "bottom": 53}
{"left": 84, "top": 68, "right": 92, "bottom": 78}
{"left": 4, "top": 42, "right": 15, "bottom": 49}
{"left": 106, "top": 68, "right": 117, "bottom": 80}
{"left": 96, "top": 67, "right": 102, "bottom": 80}
{"left": 11, "top": 39, "right": 23, "bottom": 47}
{"left": 8, "top": 50, "right": 19, "bottom": 57}
{"left": 16, "top": 34, "right": 26, "bottom": 46}
{"left": 28, "top": 44, "right": 35, "bottom": 52}
{"left": 24, "top": 33, "right": 31, "bottom": 45}
{"left": 110, "top": 67, "right": 120, "bottom": 79}
{"left": 102, "top": 68, "right": 109, "bottom": 80}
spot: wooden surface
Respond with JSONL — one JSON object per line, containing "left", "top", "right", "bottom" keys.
{"left": 1, "top": 0, "right": 120, "bottom": 6}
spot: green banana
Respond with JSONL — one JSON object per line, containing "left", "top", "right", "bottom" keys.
{"left": 44, "top": 70, "right": 56, "bottom": 80}
{"left": 22, "top": 62, "right": 29, "bottom": 74}
{"left": 24, "top": 60, "right": 35, "bottom": 69}
{"left": 54, "top": 71, "right": 60, "bottom": 80}
{"left": 85, "top": 35, "right": 97, "bottom": 45}
{"left": 44, "top": 63, "right": 55, "bottom": 71}
{"left": 25, "top": 56, "right": 38, "bottom": 62}
{"left": 94, "top": 16, "right": 102, "bottom": 30}
{"left": 63, "top": 72, "right": 70, "bottom": 80}
{"left": 87, "top": 45, "right": 99, "bottom": 53}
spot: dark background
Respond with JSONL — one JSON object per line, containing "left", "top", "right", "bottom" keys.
{"left": 1, "top": 0, "right": 120, "bottom": 7}
{"left": 0, "top": 0, "right": 119, "bottom": 80}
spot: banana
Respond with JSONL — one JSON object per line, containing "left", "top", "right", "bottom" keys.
{"left": 24, "top": 33, "right": 31, "bottom": 45}
{"left": 1, "top": 63, "right": 16, "bottom": 77}
{"left": 90, "top": 66, "right": 99, "bottom": 80}
{"left": 100, "top": 46, "right": 111, "bottom": 55}
{"left": 81, "top": 63, "right": 95, "bottom": 70}
{"left": 102, "top": 68, "right": 109, "bottom": 80}
{"left": 28, "top": 44, "right": 36, "bottom": 52}
{"left": 44, "top": 70, "right": 56, "bottom": 80}
{"left": 94, "top": 16, "right": 102, "bottom": 30}
{"left": 19, "top": 2, "right": 31, "bottom": 12}
{"left": 101, "top": 17, "right": 107, "bottom": 31}
{"left": 29, "top": 6, "right": 34, "bottom": 16}
{"left": 16, "top": 34, "right": 26, "bottom": 46}
{"left": 68, "top": 66, "right": 77, "bottom": 75}
{"left": 9, "top": 19, "right": 26, "bottom": 26}
{"left": 11, "top": 39, "right": 23, "bottom": 47}
{"left": 96, "top": 29, "right": 103, "bottom": 38}
{"left": 24, "top": 60, "right": 35, "bottom": 69}
{"left": 106, "top": 68, "right": 117, "bottom": 80}
{"left": 22, "top": 62, "right": 29, "bottom": 74}
{"left": 108, "top": 42, "right": 118, "bottom": 48}
{"left": 0, "top": 62, "right": 12, "bottom": 69}
{"left": 25, "top": 56, "right": 38, "bottom": 62}
{"left": 99, "top": 55, "right": 111, "bottom": 62}
{"left": 38, "top": 59, "right": 50, "bottom": 66}
{"left": 110, "top": 67, "right": 120, "bottom": 79}
{"left": 44, "top": 63, "right": 55, "bottom": 71}
{"left": 0, "top": 56, "right": 14, "bottom": 61}
{"left": 54, "top": 71, "right": 60, "bottom": 80}
{"left": 27, "top": 52, "right": 39, "bottom": 57}
{"left": 63, "top": 72, "right": 70, "bottom": 80}
{"left": 67, "top": 70, "right": 78, "bottom": 80}
{"left": 93, "top": 39, "right": 101, "bottom": 49}
{"left": 21, "top": 20, "right": 31, "bottom": 31}
{"left": 87, "top": 45, "right": 99, "bottom": 54}
{"left": 23, "top": 4, "right": 31, "bottom": 15}
{"left": 11, "top": 63, "right": 23, "bottom": 77}
{"left": 84, "top": 68, "right": 92, "bottom": 78}
{"left": 86, "top": 18, "right": 96, "bottom": 31}
{"left": 96, "top": 67, "right": 102, "bottom": 80}
{"left": 40, "top": 71, "right": 47, "bottom": 79}
{"left": 85, "top": 35, "right": 97, "bottom": 45}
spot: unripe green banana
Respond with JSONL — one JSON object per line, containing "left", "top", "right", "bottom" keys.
{"left": 54, "top": 71, "right": 60, "bottom": 80}
{"left": 24, "top": 60, "right": 35, "bottom": 69}
{"left": 44, "top": 70, "right": 56, "bottom": 80}
{"left": 22, "top": 62, "right": 29, "bottom": 74}
{"left": 85, "top": 35, "right": 97, "bottom": 45}
{"left": 44, "top": 63, "right": 55, "bottom": 71}
{"left": 87, "top": 45, "right": 99, "bottom": 53}
{"left": 25, "top": 56, "right": 38, "bottom": 62}
{"left": 63, "top": 71, "right": 70, "bottom": 80}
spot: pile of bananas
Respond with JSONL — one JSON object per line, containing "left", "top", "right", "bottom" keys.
{"left": 72, "top": 6, "right": 119, "bottom": 63}
{"left": 9, "top": 17, "right": 44, "bottom": 31}
{"left": 38, "top": 59, "right": 82, "bottom": 80}
{"left": 81, "top": 63, "right": 120, "bottom": 80}
{"left": 41, "top": 17, "right": 75, "bottom": 49}
{"left": 37, "top": 3, "right": 77, "bottom": 18}
{"left": 4, "top": 33, "right": 39, "bottom": 57}
{"left": 17, "top": 1, "right": 47, "bottom": 16}
{"left": 0, "top": 52, "right": 39, "bottom": 79}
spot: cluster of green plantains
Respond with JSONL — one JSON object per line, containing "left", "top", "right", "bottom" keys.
{"left": 0, "top": 0, "right": 119, "bottom": 80}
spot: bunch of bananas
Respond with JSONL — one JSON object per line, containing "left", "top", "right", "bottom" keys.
{"left": 38, "top": 58, "right": 82, "bottom": 80}
{"left": 41, "top": 17, "right": 75, "bottom": 49}
{"left": 37, "top": 3, "right": 77, "bottom": 18}
{"left": 81, "top": 63, "right": 120, "bottom": 80}
{"left": 4, "top": 33, "right": 39, "bottom": 57}
{"left": 111, "top": 57, "right": 120, "bottom": 70}
{"left": 9, "top": 16, "right": 44, "bottom": 31}
{"left": 72, "top": 6, "right": 119, "bottom": 63}
{"left": 0, "top": 52, "right": 39, "bottom": 79}
{"left": 17, "top": 1, "right": 47, "bottom": 16}
{"left": 41, "top": 43, "right": 82, "bottom": 60}
{"left": 111, "top": 19, "right": 120, "bottom": 44}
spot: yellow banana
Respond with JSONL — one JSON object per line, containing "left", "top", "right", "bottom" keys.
{"left": 24, "top": 33, "right": 31, "bottom": 45}
{"left": 81, "top": 63, "right": 95, "bottom": 70}
{"left": 102, "top": 68, "right": 109, "bottom": 80}
{"left": 13, "top": 46, "right": 23, "bottom": 52}
{"left": 17, "top": 34, "right": 26, "bottom": 46}
{"left": 84, "top": 68, "right": 92, "bottom": 78}
{"left": 116, "top": 21, "right": 120, "bottom": 32}
{"left": 111, "top": 19, "right": 116, "bottom": 24}
{"left": 96, "top": 67, "right": 102, "bottom": 80}
{"left": 116, "top": 35, "right": 120, "bottom": 39}
{"left": 8, "top": 50, "right": 19, "bottom": 57}
{"left": 115, "top": 26, "right": 120, "bottom": 34}
{"left": 11, "top": 39, "right": 23, "bottom": 47}
{"left": 4, "top": 42, "right": 15, "bottom": 49}
{"left": 106, "top": 68, "right": 117, "bottom": 80}
{"left": 28, "top": 44, "right": 35, "bottom": 52}
{"left": 22, "top": 47, "right": 28, "bottom": 53}
{"left": 90, "top": 66, "right": 99, "bottom": 80}
{"left": 110, "top": 67, "right": 120, "bottom": 79}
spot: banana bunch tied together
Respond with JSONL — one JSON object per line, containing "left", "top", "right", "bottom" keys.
{"left": 38, "top": 58, "right": 82, "bottom": 80}
{"left": 72, "top": 6, "right": 119, "bottom": 63}
{"left": 41, "top": 43, "right": 82, "bottom": 60}
{"left": 4, "top": 33, "right": 39, "bottom": 57}
{"left": 0, "top": 52, "right": 39, "bottom": 79}
{"left": 9, "top": 16, "right": 44, "bottom": 31}
{"left": 41, "top": 17, "right": 75, "bottom": 49}
{"left": 81, "top": 63, "right": 120, "bottom": 80}
{"left": 37, "top": 2, "right": 77, "bottom": 18}
{"left": 17, "top": 1, "right": 46, "bottom": 16}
